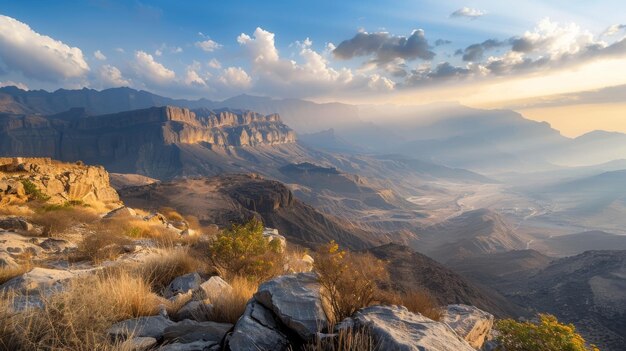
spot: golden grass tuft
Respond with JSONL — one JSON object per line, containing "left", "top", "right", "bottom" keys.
{"left": 0, "top": 270, "right": 161, "bottom": 351}
{"left": 0, "top": 204, "right": 33, "bottom": 217}
{"left": 31, "top": 206, "right": 100, "bottom": 237}
{"left": 136, "top": 248, "right": 206, "bottom": 293}
{"left": 0, "top": 264, "right": 31, "bottom": 285}
{"left": 208, "top": 275, "right": 258, "bottom": 324}
{"left": 304, "top": 326, "right": 380, "bottom": 351}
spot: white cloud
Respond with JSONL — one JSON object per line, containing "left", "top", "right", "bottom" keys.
{"left": 0, "top": 15, "right": 89, "bottom": 81}
{"left": 184, "top": 61, "right": 207, "bottom": 87}
{"left": 98, "top": 64, "right": 130, "bottom": 87}
{"left": 132, "top": 51, "right": 175, "bottom": 85}
{"left": 195, "top": 39, "right": 221, "bottom": 52}
{"left": 94, "top": 50, "right": 107, "bottom": 61}
{"left": 219, "top": 67, "right": 252, "bottom": 89}
{"left": 602, "top": 24, "right": 626, "bottom": 37}
{"left": 172, "top": 47, "right": 183, "bottom": 54}
{"left": 0, "top": 80, "right": 28, "bottom": 90}
{"left": 154, "top": 49, "right": 163, "bottom": 56}
{"left": 115, "top": 47, "right": 125, "bottom": 53}
{"left": 207, "top": 58, "right": 222, "bottom": 69}
{"left": 450, "top": 7, "right": 486, "bottom": 19}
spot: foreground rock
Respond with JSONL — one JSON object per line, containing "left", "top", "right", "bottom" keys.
{"left": 165, "top": 272, "right": 203, "bottom": 298}
{"left": 107, "top": 315, "right": 175, "bottom": 340}
{"left": 0, "top": 267, "right": 90, "bottom": 295}
{"left": 443, "top": 304, "right": 494, "bottom": 349}
{"left": 340, "top": 305, "right": 475, "bottom": 351}
{"left": 254, "top": 272, "right": 327, "bottom": 341}
{"left": 227, "top": 300, "right": 290, "bottom": 351}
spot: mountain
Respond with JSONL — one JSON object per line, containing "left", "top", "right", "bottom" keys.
{"left": 0, "top": 106, "right": 296, "bottom": 178}
{"left": 367, "top": 243, "right": 527, "bottom": 317}
{"left": 298, "top": 128, "right": 363, "bottom": 153}
{"left": 416, "top": 209, "right": 527, "bottom": 262}
{"left": 118, "top": 174, "right": 387, "bottom": 250}
{"left": 520, "top": 251, "right": 626, "bottom": 351}
{"left": 552, "top": 130, "right": 626, "bottom": 167}
{"left": 535, "top": 231, "right": 626, "bottom": 257}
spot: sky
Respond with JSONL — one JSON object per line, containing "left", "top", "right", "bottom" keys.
{"left": 0, "top": 0, "right": 625, "bottom": 136}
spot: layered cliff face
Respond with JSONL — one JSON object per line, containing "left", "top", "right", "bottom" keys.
{"left": 0, "top": 106, "right": 296, "bottom": 178}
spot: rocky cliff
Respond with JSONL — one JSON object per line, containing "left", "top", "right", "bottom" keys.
{"left": 0, "top": 157, "right": 120, "bottom": 207}
{"left": 0, "top": 106, "right": 296, "bottom": 178}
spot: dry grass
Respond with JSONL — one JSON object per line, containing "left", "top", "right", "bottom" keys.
{"left": 379, "top": 290, "right": 442, "bottom": 321}
{"left": 0, "top": 264, "right": 31, "bottom": 285}
{"left": 208, "top": 275, "right": 258, "bottom": 324}
{"left": 159, "top": 207, "right": 184, "bottom": 222}
{"left": 304, "top": 326, "right": 380, "bottom": 351}
{"left": 69, "top": 223, "right": 132, "bottom": 264}
{"left": 31, "top": 206, "right": 100, "bottom": 237}
{"left": 136, "top": 248, "right": 206, "bottom": 293}
{"left": 0, "top": 270, "right": 161, "bottom": 351}
{"left": 0, "top": 204, "right": 32, "bottom": 217}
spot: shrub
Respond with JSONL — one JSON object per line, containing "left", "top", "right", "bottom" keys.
{"left": 208, "top": 275, "right": 258, "bottom": 323}
{"left": 20, "top": 179, "right": 49, "bottom": 201}
{"left": 315, "top": 241, "right": 389, "bottom": 323}
{"left": 137, "top": 248, "right": 205, "bottom": 293}
{"left": 31, "top": 206, "right": 100, "bottom": 237}
{"left": 208, "top": 219, "right": 284, "bottom": 280}
{"left": 495, "top": 313, "right": 599, "bottom": 351}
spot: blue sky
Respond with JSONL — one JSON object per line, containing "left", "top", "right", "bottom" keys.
{"left": 1, "top": 1, "right": 626, "bottom": 135}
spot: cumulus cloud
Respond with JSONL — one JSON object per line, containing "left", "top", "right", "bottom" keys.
{"left": 183, "top": 61, "right": 207, "bottom": 87}
{"left": 219, "top": 67, "right": 252, "bottom": 89}
{"left": 0, "top": 15, "right": 89, "bottom": 82}
{"left": 98, "top": 65, "right": 130, "bottom": 87}
{"left": 207, "top": 58, "right": 222, "bottom": 69}
{"left": 333, "top": 30, "right": 435, "bottom": 66}
{"left": 94, "top": 50, "right": 107, "bottom": 61}
{"left": 132, "top": 51, "right": 175, "bottom": 85}
{"left": 450, "top": 7, "right": 486, "bottom": 19}
{"left": 196, "top": 39, "right": 221, "bottom": 52}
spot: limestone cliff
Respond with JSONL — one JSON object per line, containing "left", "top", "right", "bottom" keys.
{"left": 0, "top": 106, "right": 296, "bottom": 178}
{"left": 0, "top": 157, "right": 120, "bottom": 207}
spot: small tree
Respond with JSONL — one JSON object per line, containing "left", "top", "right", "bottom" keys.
{"left": 496, "top": 314, "right": 599, "bottom": 351}
{"left": 208, "top": 219, "right": 283, "bottom": 280}
{"left": 315, "top": 241, "right": 389, "bottom": 323}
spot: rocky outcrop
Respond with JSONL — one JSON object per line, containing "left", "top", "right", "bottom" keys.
{"left": 443, "top": 304, "right": 494, "bottom": 349}
{"left": 0, "top": 157, "right": 120, "bottom": 206}
{"left": 340, "top": 305, "right": 475, "bottom": 351}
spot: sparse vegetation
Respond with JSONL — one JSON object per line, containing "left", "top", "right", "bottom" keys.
{"left": 20, "top": 179, "right": 49, "bottom": 201}
{"left": 0, "top": 264, "right": 31, "bottom": 285}
{"left": 315, "top": 241, "right": 389, "bottom": 323}
{"left": 208, "top": 219, "right": 284, "bottom": 280}
{"left": 136, "top": 248, "right": 206, "bottom": 293}
{"left": 305, "top": 326, "right": 380, "bottom": 351}
{"left": 0, "top": 271, "right": 160, "bottom": 351}
{"left": 379, "top": 289, "right": 442, "bottom": 321}
{"left": 31, "top": 205, "right": 100, "bottom": 236}
{"left": 70, "top": 224, "right": 132, "bottom": 264}
{"left": 495, "top": 313, "right": 600, "bottom": 351}
{"left": 208, "top": 275, "right": 258, "bottom": 323}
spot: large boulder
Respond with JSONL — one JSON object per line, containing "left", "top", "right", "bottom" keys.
{"left": 227, "top": 300, "right": 290, "bottom": 351}
{"left": 107, "top": 315, "right": 175, "bottom": 340}
{"left": 165, "top": 272, "right": 203, "bottom": 298}
{"left": 343, "top": 305, "right": 475, "bottom": 351}
{"left": 0, "top": 267, "right": 78, "bottom": 294}
{"left": 442, "top": 304, "right": 494, "bottom": 349}
{"left": 254, "top": 272, "right": 327, "bottom": 341}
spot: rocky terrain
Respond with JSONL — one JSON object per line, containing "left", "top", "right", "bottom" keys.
{"left": 0, "top": 157, "right": 120, "bottom": 208}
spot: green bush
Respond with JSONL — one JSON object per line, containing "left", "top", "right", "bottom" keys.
{"left": 208, "top": 219, "right": 284, "bottom": 280}
{"left": 495, "top": 314, "right": 599, "bottom": 351}
{"left": 21, "top": 179, "right": 50, "bottom": 201}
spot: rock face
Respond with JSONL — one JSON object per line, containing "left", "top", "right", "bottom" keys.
{"left": 0, "top": 106, "right": 296, "bottom": 178}
{"left": 254, "top": 272, "right": 328, "bottom": 341}
{"left": 0, "top": 157, "right": 120, "bottom": 206}
{"left": 227, "top": 300, "right": 290, "bottom": 351}
{"left": 342, "top": 305, "right": 475, "bottom": 351}
{"left": 442, "top": 304, "right": 494, "bottom": 349}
